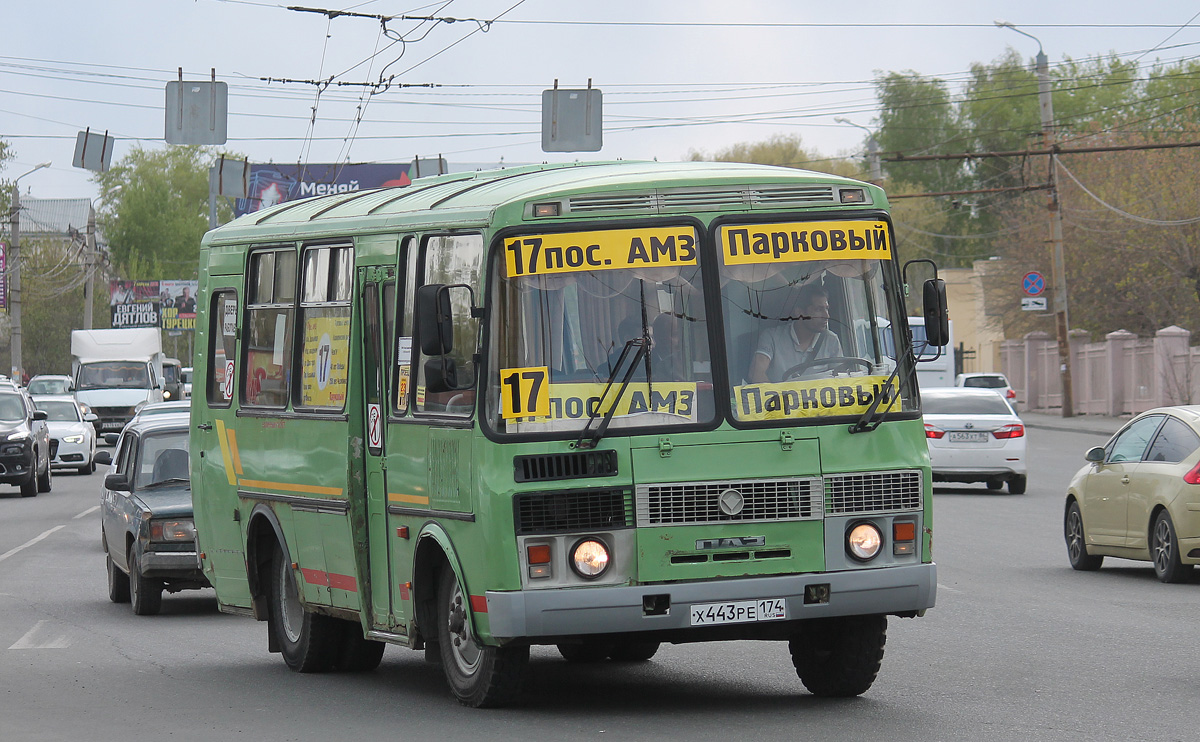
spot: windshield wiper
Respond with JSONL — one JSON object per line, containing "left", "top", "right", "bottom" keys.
{"left": 574, "top": 337, "right": 648, "bottom": 450}
{"left": 140, "top": 478, "right": 191, "bottom": 489}
{"left": 848, "top": 355, "right": 909, "bottom": 435}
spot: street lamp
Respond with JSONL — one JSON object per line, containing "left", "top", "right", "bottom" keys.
{"left": 834, "top": 117, "right": 883, "bottom": 183}
{"left": 8, "top": 161, "right": 51, "bottom": 381}
{"left": 995, "top": 20, "right": 1074, "bottom": 416}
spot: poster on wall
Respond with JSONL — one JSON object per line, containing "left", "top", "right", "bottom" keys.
{"left": 160, "top": 280, "right": 198, "bottom": 331}
{"left": 110, "top": 280, "right": 160, "bottom": 328}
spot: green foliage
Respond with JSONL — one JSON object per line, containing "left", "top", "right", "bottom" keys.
{"left": 875, "top": 72, "right": 966, "bottom": 193}
{"left": 94, "top": 145, "right": 238, "bottom": 280}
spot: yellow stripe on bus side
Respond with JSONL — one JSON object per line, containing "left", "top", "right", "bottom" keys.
{"left": 214, "top": 420, "right": 237, "bottom": 486}
{"left": 239, "top": 479, "right": 345, "bottom": 498}
{"left": 388, "top": 493, "right": 430, "bottom": 505}
{"left": 226, "top": 427, "right": 244, "bottom": 475}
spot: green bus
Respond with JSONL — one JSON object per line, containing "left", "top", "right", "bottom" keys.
{"left": 191, "top": 161, "right": 945, "bottom": 707}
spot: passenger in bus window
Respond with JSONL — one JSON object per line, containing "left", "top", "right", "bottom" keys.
{"left": 650, "top": 312, "right": 684, "bottom": 379}
{"left": 748, "top": 283, "right": 843, "bottom": 383}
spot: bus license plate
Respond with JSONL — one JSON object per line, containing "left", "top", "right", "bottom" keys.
{"left": 690, "top": 598, "right": 787, "bottom": 626}
{"left": 948, "top": 431, "right": 988, "bottom": 443}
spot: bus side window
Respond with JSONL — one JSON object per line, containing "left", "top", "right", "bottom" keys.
{"left": 392, "top": 237, "right": 417, "bottom": 415}
{"left": 415, "top": 234, "right": 483, "bottom": 415}
{"left": 208, "top": 290, "right": 239, "bottom": 406}
{"left": 296, "top": 244, "right": 353, "bottom": 411}
{"left": 244, "top": 248, "right": 296, "bottom": 408}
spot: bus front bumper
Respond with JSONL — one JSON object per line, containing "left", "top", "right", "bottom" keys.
{"left": 485, "top": 562, "right": 936, "bottom": 640}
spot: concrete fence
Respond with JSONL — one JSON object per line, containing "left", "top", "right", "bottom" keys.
{"left": 1000, "top": 326, "right": 1199, "bottom": 416}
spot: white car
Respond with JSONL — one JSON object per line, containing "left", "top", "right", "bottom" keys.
{"left": 923, "top": 387, "right": 1027, "bottom": 494}
{"left": 33, "top": 395, "right": 99, "bottom": 475}
{"left": 955, "top": 372, "right": 1017, "bottom": 408}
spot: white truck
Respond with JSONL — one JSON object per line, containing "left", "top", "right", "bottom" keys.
{"left": 71, "top": 328, "right": 166, "bottom": 434}
{"left": 908, "top": 316, "right": 955, "bottom": 388}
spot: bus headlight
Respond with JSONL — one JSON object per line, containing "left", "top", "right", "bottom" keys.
{"left": 846, "top": 522, "right": 883, "bottom": 561}
{"left": 570, "top": 538, "right": 610, "bottom": 579}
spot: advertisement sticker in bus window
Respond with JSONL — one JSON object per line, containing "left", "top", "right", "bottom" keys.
{"left": 503, "top": 226, "right": 697, "bottom": 277}
{"left": 733, "top": 376, "right": 899, "bottom": 421}
{"left": 300, "top": 314, "right": 349, "bottom": 406}
{"left": 720, "top": 220, "right": 891, "bottom": 266}
{"left": 505, "top": 381, "right": 697, "bottom": 424}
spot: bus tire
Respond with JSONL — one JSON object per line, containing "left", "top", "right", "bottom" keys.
{"left": 608, "top": 641, "right": 660, "bottom": 662}
{"left": 336, "top": 620, "right": 386, "bottom": 672}
{"left": 437, "top": 567, "right": 527, "bottom": 708}
{"left": 268, "top": 547, "right": 339, "bottom": 672}
{"left": 790, "top": 615, "right": 886, "bottom": 697}
{"left": 557, "top": 643, "right": 612, "bottom": 663}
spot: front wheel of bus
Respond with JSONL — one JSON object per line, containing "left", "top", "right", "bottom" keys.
{"left": 268, "top": 547, "right": 339, "bottom": 672}
{"left": 437, "top": 568, "right": 528, "bottom": 708}
{"left": 790, "top": 615, "right": 886, "bottom": 697}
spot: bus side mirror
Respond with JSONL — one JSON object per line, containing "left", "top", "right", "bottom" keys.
{"left": 922, "top": 278, "right": 949, "bottom": 347}
{"left": 416, "top": 284, "right": 454, "bottom": 356}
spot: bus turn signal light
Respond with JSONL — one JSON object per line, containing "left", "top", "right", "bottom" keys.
{"left": 527, "top": 544, "right": 551, "bottom": 564}
{"left": 893, "top": 521, "right": 916, "bottom": 555}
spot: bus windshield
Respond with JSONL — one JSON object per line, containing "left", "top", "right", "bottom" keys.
{"left": 488, "top": 225, "right": 716, "bottom": 435}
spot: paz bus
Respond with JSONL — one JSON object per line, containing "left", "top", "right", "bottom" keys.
{"left": 190, "top": 161, "right": 946, "bottom": 707}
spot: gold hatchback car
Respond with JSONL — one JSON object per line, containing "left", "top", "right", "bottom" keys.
{"left": 1065, "top": 406, "right": 1200, "bottom": 583}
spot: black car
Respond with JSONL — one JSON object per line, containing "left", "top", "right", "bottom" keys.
{"left": 98, "top": 413, "right": 208, "bottom": 614}
{"left": 0, "top": 387, "right": 54, "bottom": 497}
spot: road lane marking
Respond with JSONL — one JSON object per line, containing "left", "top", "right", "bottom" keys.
{"left": 937, "top": 583, "right": 961, "bottom": 593}
{"left": 74, "top": 506, "right": 100, "bottom": 519}
{"left": 9, "top": 620, "right": 72, "bottom": 650}
{"left": 0, "top": 525, "right": 66, "bottom": 564}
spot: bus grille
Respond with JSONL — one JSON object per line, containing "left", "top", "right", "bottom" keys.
{"left": 514, "top": 489, "right": 633, "bottom": 535}
{"left": 513, "top": 450, "right": 618, "bottom": 483}
{"left": 824, "top": 470, "right": 923, "bottom": 514}
{"left": 636, "top": 477, "right": 822, "bottom": 527}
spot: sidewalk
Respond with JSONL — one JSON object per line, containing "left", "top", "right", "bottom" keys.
{"left": 1019, "top": 410, "right": 1127, "bottom": 437}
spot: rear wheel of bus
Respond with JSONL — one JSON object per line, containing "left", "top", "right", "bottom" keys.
{"left": 268, "top": 544, "right": 339, "bottom": 672}
{"left": 789, "top": 615, "right": 886, "bottom": 697}
{"left": 437, "top": 567, "right": 528, "bottom": 708}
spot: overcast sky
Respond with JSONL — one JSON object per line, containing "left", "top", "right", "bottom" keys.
{"left": 4, "top": 1, "right": 1198, "bottom": 200}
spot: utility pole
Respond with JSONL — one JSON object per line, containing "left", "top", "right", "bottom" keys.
{"left": 997, "top": 21, "right": 1073, "bottom": 416}
{"left": 8, "top": 162, "right": 51, "bottom": 381}
{"left": 84, "top": 202, "right": 96, "bottom": 329}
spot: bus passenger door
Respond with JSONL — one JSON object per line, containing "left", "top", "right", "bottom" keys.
{"left": 358, "top": 269, "right": 402, "bottom": 631}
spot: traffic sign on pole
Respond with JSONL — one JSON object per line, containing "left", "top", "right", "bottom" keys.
{"left": 1022, "top": 271, "right": 1046, "bottom": 296}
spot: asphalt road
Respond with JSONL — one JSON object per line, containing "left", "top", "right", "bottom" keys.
{"left": 1, "top": 427, "right": 1194, "bottom": 741}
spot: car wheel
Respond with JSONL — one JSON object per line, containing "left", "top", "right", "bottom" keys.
{"left": 438, "top": 567, "right": 528, "bottom": 707}
{"left": 557, "top": 643, "right": 613, "bottom": 663}
{"left": 1065, "top": 501, "right": 1103, "bottom": 571}
{"left": 37, "top": 459, "right": 52, "bottom": 492}
{"left": 128, "top": 546, "right": 163, "bottom": 615}
{"left": 19, "top": 470, "right": 37, "bottom": 498}
{"left": 790, "top": 615, "right": 886, "bottom": 697}
{"left": 608, "top": 642, "right": 661, "bottom": 662}
{"left": 267, "top": 544, "right": 339, "bottom": 672}
{"left": 107, "top": 552, "right": 130, "bottom": 603}
{"left": 1151, "top": 510, "right": 1193, "bottom": 584}
{"left": 1008, "top": 475, "right": 1027, "bottom": 495}
{"left": 986, "top": 479, "right": 1003, "bottom": 490}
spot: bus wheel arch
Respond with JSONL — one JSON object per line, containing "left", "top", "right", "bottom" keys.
{"left": 412, "top": 526, "right": 460, "bottom": 649}
{"left": 245, "top": 505, "right": 288, "bottom": 618}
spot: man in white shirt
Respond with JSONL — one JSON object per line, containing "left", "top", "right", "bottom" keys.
{"left": 749, "top": 284, "right": 842, "bottom": 383}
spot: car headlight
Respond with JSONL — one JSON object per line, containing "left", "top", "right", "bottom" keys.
{"left": 63, "top": 434, "right": 85, "bottom": 444}
{"left": 846, "top": 522, "right": 883, "bottom": 561}
{"left": 5, "top": 431, "right": 29, "bottom": 442}
{"left": 570, "top": 538, "right": 610, "bottom": 579}
{"left": 150, "top": 519, "right": 196, "bottom": 542}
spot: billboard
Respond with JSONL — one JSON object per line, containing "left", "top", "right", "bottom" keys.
{"left": 110, "top": 280, "right": 198, "bottom": 330}
{"left": 234, "top": 163, "right": 413, "bottom": 218}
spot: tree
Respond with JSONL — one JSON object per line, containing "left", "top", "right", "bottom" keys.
{"left": 687, "top": 134, "right": 859, "bottom": 178}
{"left": 93, "top": 146, "right": 237, "bottom": 279}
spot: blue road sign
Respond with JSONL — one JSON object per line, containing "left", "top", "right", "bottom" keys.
{"left": 1022, "top": 271, "right": 1046, "bottom": 296}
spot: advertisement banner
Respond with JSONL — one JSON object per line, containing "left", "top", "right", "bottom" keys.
{"left": 110, "top": 280, "right": 160, "bottom": 328}
{"left": 160, "top": 280, "right": 198, "bottom": 331}
{"left": 234, "top": 163, "right": 414, "bottom": 218}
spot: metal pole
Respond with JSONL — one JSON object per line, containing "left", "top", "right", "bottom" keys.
{"left": 9, "top": 182, "right": 20, "bottom": 380}
{"left": 1036, "top": 49, "right": 1074, "bottom": 417}
{"left": 84, "top": 202, "right": 96, "bottom": 329}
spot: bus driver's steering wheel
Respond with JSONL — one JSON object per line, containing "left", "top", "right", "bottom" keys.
{"left": 781, "top": 356, "right": 872, "bottom": 381}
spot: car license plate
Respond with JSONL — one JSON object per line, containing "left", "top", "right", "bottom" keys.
{"left": 690, "top": 598, "right": 787, "bottom": 626}
{"left": 948, "top": 431, "right": 988, "bottom": 443}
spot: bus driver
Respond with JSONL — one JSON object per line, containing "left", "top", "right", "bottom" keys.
{"left": 748, "top": 283, "right": 843, "bottom": 383}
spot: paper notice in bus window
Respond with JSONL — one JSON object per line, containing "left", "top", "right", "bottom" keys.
{"left": 397, "top": 337, "right": 412, "bottom": 365}
{"left": 720, "top": 220, "right": 891, "bottom": 266}
{"left": 273, "top": 313, "right": 287, "bottom": 367}
{"left": 733, "top": 376, "right": 899, "bottom": 421}
{"left": 507, "top": 382, "right": 697, "bottom": 423}
{"left": 223, "top": 300, "right": 237, "bottom": 335}
{"left": 503, "top": 227, "right": 697, "bottom": 278}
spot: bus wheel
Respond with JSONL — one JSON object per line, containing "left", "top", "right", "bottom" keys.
{"left": 608, "top": 641, "right": 660, "bottom": 662}
{"left": 790, "top": 615, "right": 886, "bottom": 697}
{"left": 557, "top": 643, "right": 612, "bottom": 663}
{"left": 268, "top": 547, "right": 338, "bottom": 672}
{"left": 335, "top": 620, "right": 386, "bottom": 672}
{"left": 437, "top": 568, "right": 528, "bottom": 707}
